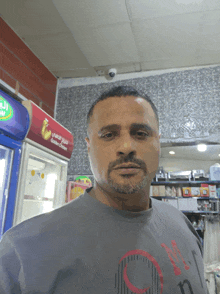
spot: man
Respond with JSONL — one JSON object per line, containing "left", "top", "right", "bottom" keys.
{"left": 0, "top": 86, "right": 208, "bottom": 293}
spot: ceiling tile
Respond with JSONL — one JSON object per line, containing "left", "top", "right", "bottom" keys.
{"left": 73, "top": 23, "right": 131, "bottom": 44}
{"left": 126, "top": 0, "right": 220, "bottom": 20}
{"left": 141, "top": 56, "right": 200, "bottom": 71}
{"left": 23, "top": 32, "right": 95, "bottom": 72}
{"left": 126, "top": 0, "right": 180, "bottom": 19}
{"left": 161, "top": 145, "right": 220, "bottom": 161}
{"left": 1, "top": 0, "right": 68, "bottom": 36}
{"left": 116, "top": 62, "right": 141, "bottom": 74}
{"left": 73, "top": 23, "right": 139, "bottom": 66}
{"left": 52, "top": 0, "right": 129, "bottom": 29}
{"left": 132, "top": 13, "right": 203, "bottom": 61}
{"left": 53, "top": 69, "right": 97, "bottom": 78}
{"left": 2, "top": 0, "right": 220, "bottom": 78}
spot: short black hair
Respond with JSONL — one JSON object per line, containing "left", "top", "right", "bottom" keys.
{"left": 86, "top": 86, "right": 159, "bottom": 136}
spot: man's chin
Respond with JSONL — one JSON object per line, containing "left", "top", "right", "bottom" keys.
{"left": 109, "top": 180, "right": 146, "bottom": 194}
{"left": 107, "top": 172, "right": 150, "bottom": 193}
{"left": 113, "top": 187, "right": 140, "bottom": 194}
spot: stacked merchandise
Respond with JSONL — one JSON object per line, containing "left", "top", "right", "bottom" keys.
{"left": 66, "top": 176, "right": 92, "bottom": 203}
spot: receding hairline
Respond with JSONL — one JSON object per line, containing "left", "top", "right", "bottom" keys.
{"left": 87, "top": 95, "right": 159, "bottom": 136}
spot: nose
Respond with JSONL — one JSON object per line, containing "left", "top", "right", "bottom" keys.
{"left": 116, "top": 134, "right": 137, "bottom": 157}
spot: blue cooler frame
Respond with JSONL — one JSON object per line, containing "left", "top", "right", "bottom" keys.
{"left": 0, "top": 134, "right": 22, "bottom": 235}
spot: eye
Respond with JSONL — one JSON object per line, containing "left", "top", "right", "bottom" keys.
{"left": 101, "top": 132, "right": 115, "bottom": 139}
{"left": 136, "top": 131, "right": 149, "bottom": 138}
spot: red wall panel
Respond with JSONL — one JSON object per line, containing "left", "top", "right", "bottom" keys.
{"left": 0, "top": 17, "right": 57, "bottom": 117}
{"left": 1, "top": 67, "right": 16, "bottom": 90}
{"left": 1, "top": 44, "right": 56, "bottom": 108}
{"left": 18, "top": 85, "right": 41, "bottom": 106}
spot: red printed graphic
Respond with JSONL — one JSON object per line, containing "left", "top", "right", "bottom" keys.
{"left": 123, "top": 264, "right": 150, "bottom": 294}
{"left": 117, "top": 249, "right": 164, "bottom": 294}
{"left": 161, "top": 240, "right": 190, "bottom": 276}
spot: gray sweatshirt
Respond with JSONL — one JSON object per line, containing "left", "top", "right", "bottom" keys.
{"left": 0, "top": 187, "right": 209, "bottom": 294}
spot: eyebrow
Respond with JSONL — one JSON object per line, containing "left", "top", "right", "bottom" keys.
{"left": 98, "top": 123, "right": 155, "bottom": 135}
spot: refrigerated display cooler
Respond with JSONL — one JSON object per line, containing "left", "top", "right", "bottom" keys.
{"left": 12, "top": 100, "right": 74, "bottom": 228}
{"left": 0, "top": 89, "right": 30, "bottom": 239}
{"left": 1, "top": 92, "right": 74, "bottom": 237}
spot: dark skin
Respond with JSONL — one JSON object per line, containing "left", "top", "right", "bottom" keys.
{"left": 85, "top": 96, "right": 161, "bottom": 212}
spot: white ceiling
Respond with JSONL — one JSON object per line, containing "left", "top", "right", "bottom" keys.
{"left": 161, "top": 145, "right": 220, "bottom": 161}
{"left": 1, "top": 0, "right": 220, "bottom": 78}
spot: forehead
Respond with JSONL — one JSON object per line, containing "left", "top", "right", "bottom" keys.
{"left": 90, "top": 96, "right": 158, "bottom": 130}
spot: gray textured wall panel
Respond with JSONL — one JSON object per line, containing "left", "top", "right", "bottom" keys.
{"left": 56, "top": 66, "right": 220, "bottom": 178}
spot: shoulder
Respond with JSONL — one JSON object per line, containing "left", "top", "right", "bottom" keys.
{"left": 151, "top": 197, "right": 190, "bottom": 224}
{"left": 151, "top": 197, "right": 180, "bottom": 214}
{"left": 151, "top": 198, "right": 202, "bottom": 251}
{"left": 1, "top": 195, "right": 87, "bottom": 244}
{"left": 151, "top": 198, "right": 192, "bottom": 233}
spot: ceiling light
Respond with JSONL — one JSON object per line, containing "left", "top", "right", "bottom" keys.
{"left": 197, "top": 144, "right": 207, "bottom": 152}
{"left": 169, "top": 151, "right": 175, "bottom": 155}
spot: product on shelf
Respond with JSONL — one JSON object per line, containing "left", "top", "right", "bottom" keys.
{"left": 66, "top": 179, "right": 92, "bottom": 202}
{"left": 191, "top": 170, "right": 206, "bottom": 181}
{"left": 217, "top": 188, "right": 220, "bottom": 198}
{"left": 168, "top": 170, "right": 192, "bottom": 181}
{"left": 182, "top": 187, "right": 191, "bottom": 197}
{"left": 200, "top": 184, "right": 209, "bottom": 197}
{"left": 152, "top": 186, "right": 160, "bottom": 197}
{"left": 209, "top": 163, "right": 220, "bottom": 181}
{"left": 159, "top": 185, "right": 166, "bottom": 196}
{"left": 176, "top": 187, "right": 182, "bottom": 197}
{"left": 191, "top": 187, "right": 200, "bottom": 197}
{"left": 197, "top": 200, "right": 212, "bottom": 211}
{"left": 171, "top": 186, "right": 177, "bottom": 197}
{"left": 209, "top": 185, "right": 217, "bottom": 198}
{"left": 155, "top": 167, "right": 167, "bottom": 181}
{"left": 165, "top": 186, "right": 172, "bottom": 197}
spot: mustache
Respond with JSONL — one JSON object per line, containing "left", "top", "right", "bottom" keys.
{"left": 109, "top": 156, "right": 146, "bottom": 172}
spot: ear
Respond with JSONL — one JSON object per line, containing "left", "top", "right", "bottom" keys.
{"left": 85, "top": 137, "right": 90, "bottom": 153}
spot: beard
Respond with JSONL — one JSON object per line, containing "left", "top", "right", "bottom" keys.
{"left": 107, "top": 172, "right": 149, "bottom": 194}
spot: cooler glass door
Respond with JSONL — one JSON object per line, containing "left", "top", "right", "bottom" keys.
{"left": 0, "top": 144, "right": 13, "bottom": 235}
{"left": 13, "top": 142, "right": 68, "bottom": 226}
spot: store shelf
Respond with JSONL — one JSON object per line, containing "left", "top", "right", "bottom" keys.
{"left": 151, "top": 181, "right": 220, "bottom": 185}
{"left": 151, "top": 197, "right": 219, "bottom": 214}
{"left": 152, "top": 196, "right": 177, "bottom": 199}
{"left": 152, "top": 196, "right": 219, "bottom": 200}
{"left": 181, "top": 211, "right": 219, "bottom": 214}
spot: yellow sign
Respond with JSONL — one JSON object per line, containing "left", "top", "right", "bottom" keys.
{"left": 41, "top": 118, "right": 51, "bottom": 140}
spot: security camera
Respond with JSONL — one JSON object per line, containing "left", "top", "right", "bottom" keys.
{"left": 108, "top": 68, "right": 117, "bottom": 78}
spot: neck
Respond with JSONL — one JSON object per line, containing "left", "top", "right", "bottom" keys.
{"left": 88, "top": 182, "right": 151, "bottom": 212}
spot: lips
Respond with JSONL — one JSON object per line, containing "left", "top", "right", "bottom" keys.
{"left": 114, "top": 164, "right": 140, "bottom": 169}
{"left": 114, "top": 168, "right": 141, "bottom": 176}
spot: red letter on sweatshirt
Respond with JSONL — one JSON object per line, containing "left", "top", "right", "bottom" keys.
{"left": 161, "top": 240, "right": 190, "bottom": 276}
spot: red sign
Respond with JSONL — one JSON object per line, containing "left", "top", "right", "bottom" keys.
{"left": 22, "top": 101, "right": 74, "bottom": 159}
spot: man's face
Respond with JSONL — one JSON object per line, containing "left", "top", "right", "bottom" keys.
{"left": 85, "top": 96, "right": 160, "bottom": 195}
